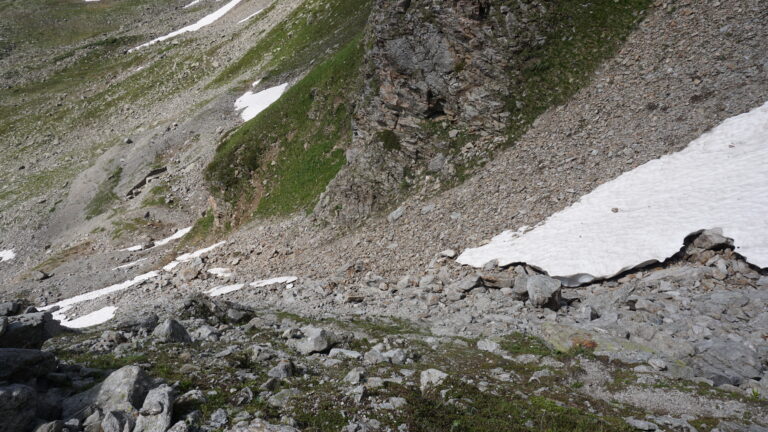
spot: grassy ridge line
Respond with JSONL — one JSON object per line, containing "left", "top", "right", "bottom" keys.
{"left": 206, "top": 35, "right": 364, "bottom": 217}
{"left": 210, "top": 0, "right": 371, "bottom": 87}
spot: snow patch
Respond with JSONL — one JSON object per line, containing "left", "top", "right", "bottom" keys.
{"left": 59, "top": 306, "right": 117, "bottom": 329}
{"left": 183, "top": 0, "right": 202, "bottom": 8}
{"left": 234, "top": 83, "right": 288, "bottom": 122}
{"left": 238, "top": 8, "right": 264, "bottom": 23}
{"left": 208, "top": 267, "right": 233, "bottom": 278}
{"left": 206, "top": 283, "right": 245, "bottom": 297}
{"left": 120, "top": 226, "right": 192, "bottom": 252}
{"left": 40, "top": 271, "right": 159, "bottom": 312}
{"left": 250, "top": 276, "right": 298, "bottom": 288}
{"left": 0, "top": 249, "right": 15, "bottom": 263}
{"left": 112, "top": 258, "right": 148, "bottom": 271}
{"left": 458, "top": 101, "right": 768, "bottom": 286}
{"left": 155, "top": 226, "right": 193, "bottom": 246}
{"left": 176, "top": 241, "right": 226, "bottom": 262}
{"left": 130, "top": 0, "right": 243, "bottom": 52}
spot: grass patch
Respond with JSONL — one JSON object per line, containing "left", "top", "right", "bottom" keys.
{"left": 85, "top": 167, "right": 122, "bottom": 219}
{"left": 504, "top": 0, "right": 652, "bottom": 145}
{"left": 141, "top": 184, "right": 171, "bottom": 207}
{"left": 386, "top": 378, "right": 634, "bottom": 431}
{"left": 206, "top": 36, "right": 364, "bottom": 217}
{"left": 33, "top": 242, "right": 92, "bottom": 274}
{"left": 210, "top": 0, "right": 371, "bottom": 86}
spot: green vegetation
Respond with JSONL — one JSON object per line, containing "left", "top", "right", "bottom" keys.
{"left": 378, "top": 130, "right": 401, "bottom": 151}
{"left": 211, "top": 0, "right": 371, "bottom": 86}
{"left": 206, "top": 37, "right": 364, "bottom": 217}
{"left": 504, "top": 0, "right": 652, "bottom": 145}
{"left": 141, "top": 184, "right": 171, "bottom": 208}
{"left": 85, "top": 167, "right": 122, "bottom": 219}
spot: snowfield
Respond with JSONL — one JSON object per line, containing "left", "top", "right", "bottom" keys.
{"left": 458, "top": 101, "right": 768, "bottom": 286}
{"left": 129, "top": 0, "right": 243, "bottom": 52}
{"left": 235, "top": 83, "right": 288, "bottom": 121}
{"left": 0, "top": 249, "right": 15, "bottom": 263}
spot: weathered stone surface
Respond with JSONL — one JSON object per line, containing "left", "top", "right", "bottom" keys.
{"left": 101, "top": 411, "right": 135, "bottom": 432}
{"left": 0, "top": 348, "right": 57, "bottom": 382}
{"left": 523, "top": 275, "right": 562, "bottom": 310}
{"left": 293, "top": 326, "right": 337, "bottom": 355}
{"left": 151, "top": 319, "right": 191, "bottom": 344}
{"left": 420, "top": 369, "right": 448, "bottom": 393}
{"left": 0, "top": 312, "right": 65, "bottom": 349}
{"left": 0, "top": 302, "right": 20, "bottom": 317}
{"left": 692, "top": 229, "right": 733, "bottom": 250}
{"left": 0, "top": 384, "right": 36, "bottom": 432}
{"left": 63, "top": 366, "right": 152, "bottom": 418}
{"left": 134, "top": 385, "right": 174, "bottom": 432}
{"left": 315, "top": 0, "right": 549, "bottom": 224}
{"left": 690, "top": 337, "right": 762, "bottom": 386}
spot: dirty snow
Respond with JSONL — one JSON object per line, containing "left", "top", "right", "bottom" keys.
{"left": 120, "top": 226, "right": 192, "bottom": 252}
{"left": 130, "top": 0, "right": 243, "bottom": 52}
{"left": 0, "top": 249, "right": 15, "bottom": 263}
{"left": 206, "top": 283, "right": 245, "bottom": 297}
{"left": 251, "top": 276, "right": 298, "bottom": 288}
{"left": 112, "top": 258, "right": 148, "bottom": 271}
{"left": 238, "top": 8, "right": 263, "bottom": 23}
{"left": 155, "top": 226, "right": 193, "bottom": 246}
{"left": 176, "top": 241, "right": 226, "bottom": 262}
{"left": 208, "top": 267, "right": 233, "bottom": 278}
{"left": 206, "top": 276, "right": 297, "bottom": 297}
{"left": 234, "top": 83, "right": 288, "bottom": 122}
{"left": 458, "top": 101, "right": 768, "bottom": 286}
{"left": 41, "top": 271, "right": 159, "bottom": 313}
{"left": 59, "top": 306, "right": 117, "bottom": 329}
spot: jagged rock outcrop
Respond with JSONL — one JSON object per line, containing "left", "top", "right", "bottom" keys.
{"left": 316, "top": 0, "right": 549, "bottom": 223}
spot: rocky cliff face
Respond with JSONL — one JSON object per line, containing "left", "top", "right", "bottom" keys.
{"left": 315, "top": 0, "right": 549, "bottom": 223}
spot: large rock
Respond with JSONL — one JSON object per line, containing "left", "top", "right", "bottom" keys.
{"left": 151, "top": 319, "right": 191, "bottom": 344}
{"left": 0, "top": 312, "right": 65, "bottom": 349}
{"left": 0, "top": 348, "right": 57, "bottom": 382}
{"left": 293, "top": 326, "right": 337, "bottom": 355}
{"left": 692, "top": 229, "right": 733, "bottom": 250}
{"left": 63, "top": 366, "right": 153, "bottom": 419}
{"left": 0, "top": 384, "right": 37, "bottom": 432}
{"left": 522, "top": 275, "right": 562, "bottom": 310}
{"left": 0, "top": 301, "right": 20, "bottom": 317}
{"left": 133, "top": 385, "right": 174, "bottom": 432}
{"left": 101, "top": 411, "right": 135, "bottom": 432}
{"left": 690, "top": 337, "right": 763, "bottom": 386}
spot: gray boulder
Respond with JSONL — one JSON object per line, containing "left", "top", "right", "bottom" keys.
{"left": 0, "top": 312, "right": 65, "bottom": 349}
{"left": 0, "top": 384, "right": 37, "bottom": 432}
{"left": 33, "top": 421, "right": 64, "bottom": 432}
{"left": 63, "top": 366, "right": 153, "bottom": 419}
{"left": 690, "top": 337, "right": 762, "bottom": 386}
{"left": 420, "top": 369, "right": 448, "bottom": 393}
{"left": 101, "top": 411, "right": 135, "bottom": 432}
{"left": 523, "top": 275, "right": 562, "bottom": 310}
{"left": 0, "top": 348, "right": 57, "bottom": 382}
{"left": 134, "top": 385, "right": 174, "bottom": 432}
{"left": 267, "top": 359, "right": 296, "bottom": 379}
{"left": 693, "top": 229, "right": 733, "bottom": 250}
{"left": 152, "top": 319, "right": 191, "bottom": 344}
{"left": 0, "top": 302, "right": 20, "bottom": 317}
{"left": 293, "top": 326, "right": 337, "bottom": 355}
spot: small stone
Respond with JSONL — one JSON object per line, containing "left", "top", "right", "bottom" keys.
{"left": 624, "top": 417, "right": 659, "bottom": 431}
{"left": 344, "top": 367, "right": 366, "bottom": 385}
{"left": 420, "top": 369, "right": 448, "bottom": 393}
{"left": 477, "top": 339, "right": 500, "bottom": 353}
{"left": 439, "top": 249, "right": 457, "bottom": 259}
{"left": 267, "top": 360, "right": 296, "bottom": 379}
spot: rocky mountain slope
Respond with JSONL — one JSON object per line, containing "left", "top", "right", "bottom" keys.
{"left": 1, "top": 0, "right": 767, "bottom": 431}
